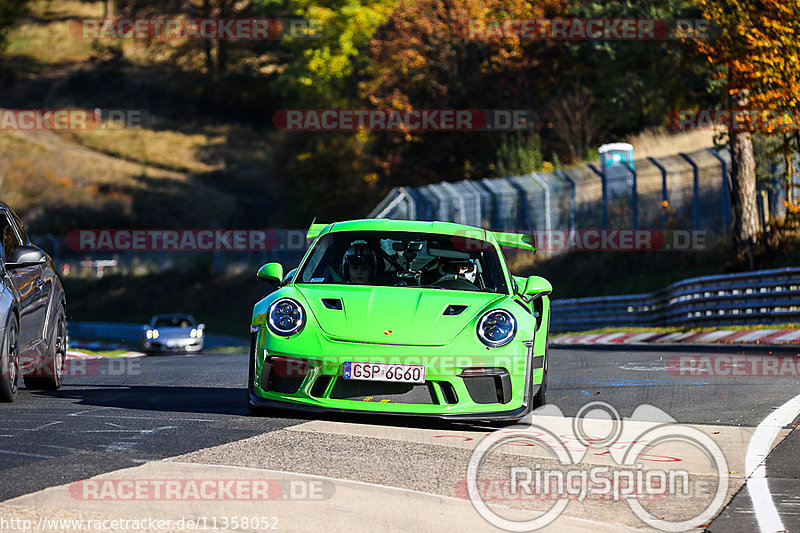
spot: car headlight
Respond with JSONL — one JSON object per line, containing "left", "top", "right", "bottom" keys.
{"left": 268, "top": 298, "right": 305, "bottom": 337}
{"left": 152, "top": 329, "right": 159, "bottom": 339}
{"left": 476, "top": 309, "right": 516, "bottom": 347}
{"left": 190, "top": 329, "right": 197, "bottom": 338}
{"left": 145, "top": 330, "right": 153, "bottom": 339}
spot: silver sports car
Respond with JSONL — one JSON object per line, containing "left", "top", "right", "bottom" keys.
{"left": 141, "top": 314, "right": 204, "bottom": 354}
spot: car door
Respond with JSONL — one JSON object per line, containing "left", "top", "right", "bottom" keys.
{"left": 8, "top": 211, "right": 50, "bottom": 347}
{"left": 0, "top": 210, "right": 43, "bottom": 355}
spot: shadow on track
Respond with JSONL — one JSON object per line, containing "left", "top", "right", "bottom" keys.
{"left": 36, "top": 385, "right": 499, "bottom": 433}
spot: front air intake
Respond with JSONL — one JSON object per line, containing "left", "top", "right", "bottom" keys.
{"left": 459, "top": 368, "right": 512, "bottom": 404}
{"left": 322, "top": 298, "right": 343, "bottom": 310}
{"left": 444, "top": 304, "right": 468, "bottom": 316}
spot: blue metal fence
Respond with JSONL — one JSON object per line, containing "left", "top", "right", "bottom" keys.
{"left": 368, "top": 147, "right": 795, "bottom": 256}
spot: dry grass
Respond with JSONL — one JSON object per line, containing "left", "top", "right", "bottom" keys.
{"left": 62, "top": 128, "right": 225, "bottom": 174}
{"left": 624, "top": 127, "right": 718, "bottom": 160}
{"left": 27, "top": 0, "right": 102, "bottom": 19}
{"left": 5, "top": 1, "right": 102, "bottom": 64}
{"left": 0, "top": 128, "right": 238, "bottom": 233}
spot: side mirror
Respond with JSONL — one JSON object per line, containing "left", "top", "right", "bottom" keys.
{"left": 197, "top": 324, "right": 205, "bottom": 330}
{"left": 521, "top": 275, "right": 552, "bottom": 302}
{"left": 257, "top": 262, "right": 284, "bottom": 284}
{"left": 6, "top": 245, "right": 47, "bottom": 269}
{"left": 282, "top": 267, "right": 298, "bottom": 286}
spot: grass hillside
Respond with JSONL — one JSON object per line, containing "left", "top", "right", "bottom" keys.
{"left": 0, "top": 0, "right": 293, "bottom": 234}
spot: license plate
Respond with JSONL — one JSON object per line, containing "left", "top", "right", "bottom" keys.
{"left": 343, "top": 362, "right": 425, "bottom": 383}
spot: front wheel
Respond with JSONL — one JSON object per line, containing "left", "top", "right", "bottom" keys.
{"left": 531, "top": 345, "right": 548, "bottom": 409}
{"left": 24, "top": 304, "right": 66, "bottom": 391}
{"left": 247, "top": 333, "right": 262, "bottom": 414}
{"left": 0, "top": 315, "right": 19, "bottom": 402}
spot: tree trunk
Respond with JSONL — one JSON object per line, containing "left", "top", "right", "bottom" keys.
{"left": 202, "top": 0, "right": 214, "bottom": 74}
{"left": 729, "top": 127, "right": 759, "bottom": 263}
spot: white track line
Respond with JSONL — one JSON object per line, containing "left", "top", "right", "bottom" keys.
{"left": 746, "top": 392, "right": 800, "bottom": 533}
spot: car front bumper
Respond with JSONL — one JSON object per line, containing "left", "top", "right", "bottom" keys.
{"left": 143, "top": 339, "right": 204, "bottom": 352}
{"left": 247, "top": 329, "right": 546, "bottom": 421}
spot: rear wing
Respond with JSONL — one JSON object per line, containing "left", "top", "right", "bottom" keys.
{"left": 490, "top": 231, "right": 536, "bottom": 252}
{"left": 306, "top": 222, "right": 330, "bottom": 242}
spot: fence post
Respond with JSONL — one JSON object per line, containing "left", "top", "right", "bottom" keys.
{"left": 648, "top": 157, "right": 669, "bottom": 230}
{"left": 707, "top": 148, "right": 731, "bottom": 231}
{"left": 529, "top": 172, "right": 552, "bottom": 233}
{"left": 556, "top": 170, "right": 576, "bottom": 231}
{"left": 588, "top": 164, "right": 607, "bottom": 230}
{"left": 506, "top": 176, "right": 532, "bottom": 230}
{"left": 631, "top": 166, "right": 638, "bottom": 230}
{"left": 679, "top": 153, "right": 700, "bottom": 230}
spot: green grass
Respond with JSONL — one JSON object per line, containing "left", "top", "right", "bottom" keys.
{"left": 67, "top": 348, "right": 134, "bottom": 357}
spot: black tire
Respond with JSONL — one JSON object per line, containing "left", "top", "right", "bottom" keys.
{"left": 0, "top": 315, "right": 19, "bottom": 402}
{"left": 531, "top": 344, "right": 548, "bottom": 409}
{"left": 24, "top": 304, "right": 66, "bottom": 391}
{"left": 247, "top": 333, "right": 261, "bottom": 414}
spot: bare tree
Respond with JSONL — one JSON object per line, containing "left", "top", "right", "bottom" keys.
{"left": 546, "top": 87, "right": 600, "bottom": 163}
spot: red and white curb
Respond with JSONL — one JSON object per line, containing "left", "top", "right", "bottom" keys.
{"left": 552, "top": 329, "right": 800, "bottom": 346}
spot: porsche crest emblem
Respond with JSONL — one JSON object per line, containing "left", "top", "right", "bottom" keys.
{"left": 384, "top": 329, "right": 393, "bottom": 335}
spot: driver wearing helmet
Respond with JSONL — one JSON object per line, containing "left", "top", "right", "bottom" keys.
{"left": 341, "top": 241, "right": 377, "bottom": 284}
{"left": 439, "top": 258, "right": 477, "bottom": 283}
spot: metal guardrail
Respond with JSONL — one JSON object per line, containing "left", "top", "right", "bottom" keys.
{"left": 550, "top": 267, "right": 800, "bottom": 331}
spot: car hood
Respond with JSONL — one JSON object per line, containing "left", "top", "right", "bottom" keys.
{"left": 294, "top": 284, "right": 506, "bottom": 344}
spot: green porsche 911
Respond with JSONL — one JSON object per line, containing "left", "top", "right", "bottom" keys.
{"left": 248, "top": 219, "right": 551, "bottom": 422}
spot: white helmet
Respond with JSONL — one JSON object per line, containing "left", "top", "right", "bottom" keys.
{"left": 439, "top": 258, "right": 476, "bottom": 283}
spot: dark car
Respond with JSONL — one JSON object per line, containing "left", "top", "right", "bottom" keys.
{"left": 0, "top": 203, "right": 67, "bottom": 402}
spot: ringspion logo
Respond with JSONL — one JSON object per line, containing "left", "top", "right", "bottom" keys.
{"left": 466, "top": 402, "right": 729, "bottom": 531}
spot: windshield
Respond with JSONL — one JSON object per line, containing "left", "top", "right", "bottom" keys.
{"left": 297, "top": 231, "right": 508, "bottom": 293}
{"left": 153, "top": 316, "right": 195, "bottom": 328}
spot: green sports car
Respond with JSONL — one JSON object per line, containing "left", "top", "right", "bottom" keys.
{"left": 248, "top": 219, "right": 552, "bottom": 422}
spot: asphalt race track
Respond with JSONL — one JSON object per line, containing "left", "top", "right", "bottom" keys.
{"left": 1, "top": 346, "right": 799, "bottom": 532}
